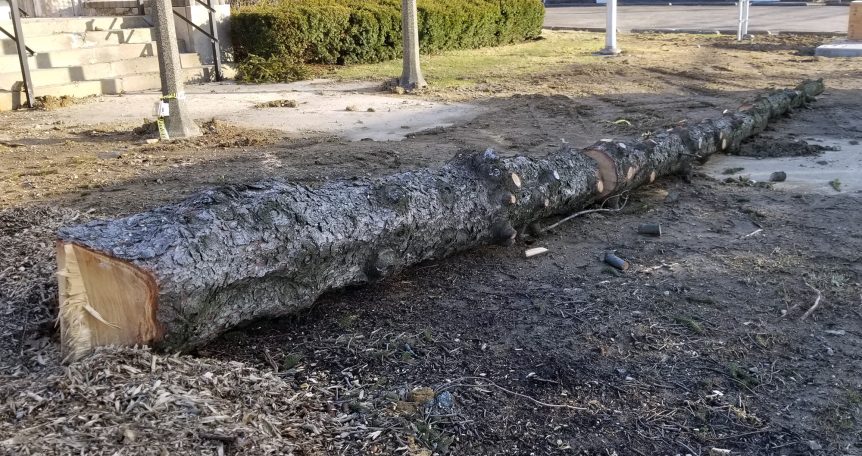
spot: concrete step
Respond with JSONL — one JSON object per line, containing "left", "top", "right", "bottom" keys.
{"left": 0, "top": 79, "right": 103, "bottom": 111}
{"left": 0, "top": 42, "right": 202, "bottom": 71}
{"left": 0, "top": 16, "right": 151, "bottom": 38}
{"left": 0, "top": 53, "right": 202, "bottom": 91}
{"left": 0, "top": 66, "right": 218, "bottom": 110}
{"left": 0, "top": 28, "right": 155, "bottom": 55}
{"left": 104, "top": 66, "right": 218, "bottom": 93}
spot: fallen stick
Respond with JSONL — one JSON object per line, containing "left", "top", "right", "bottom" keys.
{"left": 742, "top": 228, "right": 763, "bottom": 238}
{"left": 604, "top": 251, "right": 630, "bottom": 271}
{"left": 540, "top": 194, "right": 629, "bottom": 233}
{"left": 56, "top": 80, "right": 825, "bottom": 359}
{"left": 443, "top": 377, "right": 588, "bottom": 411}
{"left": 800, "top": 283, "right": 822, "bottom": 321}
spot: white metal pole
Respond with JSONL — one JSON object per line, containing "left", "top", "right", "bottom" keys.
{"left": 601, "top": 0, "right": 620, "bottom": 54}
{"left": 737, "top": 0, "right": 745, "bottom": 40}
{"left": 742, "top": 0, "right": 750, "bottom": 37}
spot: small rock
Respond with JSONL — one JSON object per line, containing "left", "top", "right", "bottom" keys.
{"left": 769, "top": 171, "right": 787, "bottom": 182}
{"left": 807, "top": 440, "right": 822, "bottom": 451}
{"left": 433, "top": 391, "right": 455, "bottom": 412}
{"left": 826, "top": 347, "right": 834, "bottom": 356}
{"left": 122, "top": 428, "right": 137, "bottom": 443}
{"left": 825, "top": 329, "right": 846, "bottom": 336}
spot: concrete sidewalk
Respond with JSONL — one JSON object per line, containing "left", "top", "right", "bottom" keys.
{"left": 43, "top": 80, "right": 481, "bottom": 142}
{"left": 544, "top": 5, "right": 848, "bottom": 34}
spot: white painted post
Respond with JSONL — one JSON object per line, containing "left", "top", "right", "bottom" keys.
{"left": 737, "top": 0, "right": 750, "bottom": 40}
{"left": 600, "top": 0, "right": 620, "bottom": 55}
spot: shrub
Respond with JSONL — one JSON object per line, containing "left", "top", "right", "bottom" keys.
{"left": 235, "top": 54, "right": 312, "bottom": 83}
{"left": 232, "top": 0, "right": 544, "bottom": 77}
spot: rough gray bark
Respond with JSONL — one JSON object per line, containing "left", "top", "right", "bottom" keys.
{"left": 400, "top": 0, "right": 427, "bottom": 90}
{"left": 152, "top": 0, "right": 201, "bottom": 138}
{"left": 58, "top": 80, "right": 824, "bottom": 356}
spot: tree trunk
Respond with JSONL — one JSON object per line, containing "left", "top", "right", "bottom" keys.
{"left": 400, "top": 0, "right": 427, "bottom": 90}
{"left": 57, "top": 80, "right": 824, "bottom": 360}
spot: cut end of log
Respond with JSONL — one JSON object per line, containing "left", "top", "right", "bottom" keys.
{"left": 509, "top": 172, "right": 522, "bottom": 189}
{"left": 58, "top": 242, "right": 162, "bottom": 361}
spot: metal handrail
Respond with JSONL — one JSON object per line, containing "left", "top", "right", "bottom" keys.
{"left": 172, "top": 0, "right": 222, "bottom": 81}
{"left": 0, "top": 24, "right": 35, "bottom": 54}
{"left": 5, "top": 0, "right": 34, "bottom": 108}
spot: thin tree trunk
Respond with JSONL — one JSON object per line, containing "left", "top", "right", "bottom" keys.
{"left": 400, "top": 0, "right": 427, "bottom": 90}
{"left": 57, "top": 80, "right": 824, "bottom": 360}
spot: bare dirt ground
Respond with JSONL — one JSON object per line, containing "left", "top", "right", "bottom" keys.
{"left": 1, "top": 32, "right": 861, "bottom": 455}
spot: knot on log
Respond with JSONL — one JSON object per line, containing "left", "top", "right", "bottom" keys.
{"left": 375, "top": 183, "right": 411, "bottom": 211}
{"left": 469, "top": 148, "right": 505, "bottom": 183}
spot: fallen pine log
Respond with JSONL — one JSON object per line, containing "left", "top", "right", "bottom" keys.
{"left": 57, "top": 80, "right": 824, "bottom": 360}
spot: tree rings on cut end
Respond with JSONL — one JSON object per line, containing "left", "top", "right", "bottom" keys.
{"left": 58, "top": 243, "right": 162, "bottom": 361}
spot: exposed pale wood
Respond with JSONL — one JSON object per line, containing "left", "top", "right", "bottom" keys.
{"left": 525, "top": 247, "right": 549, "bottom": 258}
{"left": 57, "top": 80, "right": 825, "bottom": 359}
{"left": 58, "top": 243, "right": 161, "bottom": 361}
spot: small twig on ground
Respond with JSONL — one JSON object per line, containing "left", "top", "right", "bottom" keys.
{"left": 199, "top": 432, "right": 238, "bottom": 444}
{"left": 263, "top": 349, "right": 279, "bottom": 373}
{"left": 800, "top": 283, "right": 822, "bottom": 321}
{"left": 742, "top": 228, "right": 763, "bottom": 238}
{"left": 18, "top": 307, "right": 29, "bottom": 358}
{"left": 448, "top": 376, "right": 588, "bottom": 411}
{"left": 676, "top": 439, "right": 700, "bottom": 456}
{"left": 541, "top": 194, "right": 629, "bottom": 233}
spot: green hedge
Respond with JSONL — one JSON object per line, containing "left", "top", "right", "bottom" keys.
{"left": 232, "top": 0, "right": 544, "bottom": 70}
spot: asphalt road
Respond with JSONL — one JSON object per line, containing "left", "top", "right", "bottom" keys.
{"left": 544, "top": 5, "right": 848, "bottom": 33}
